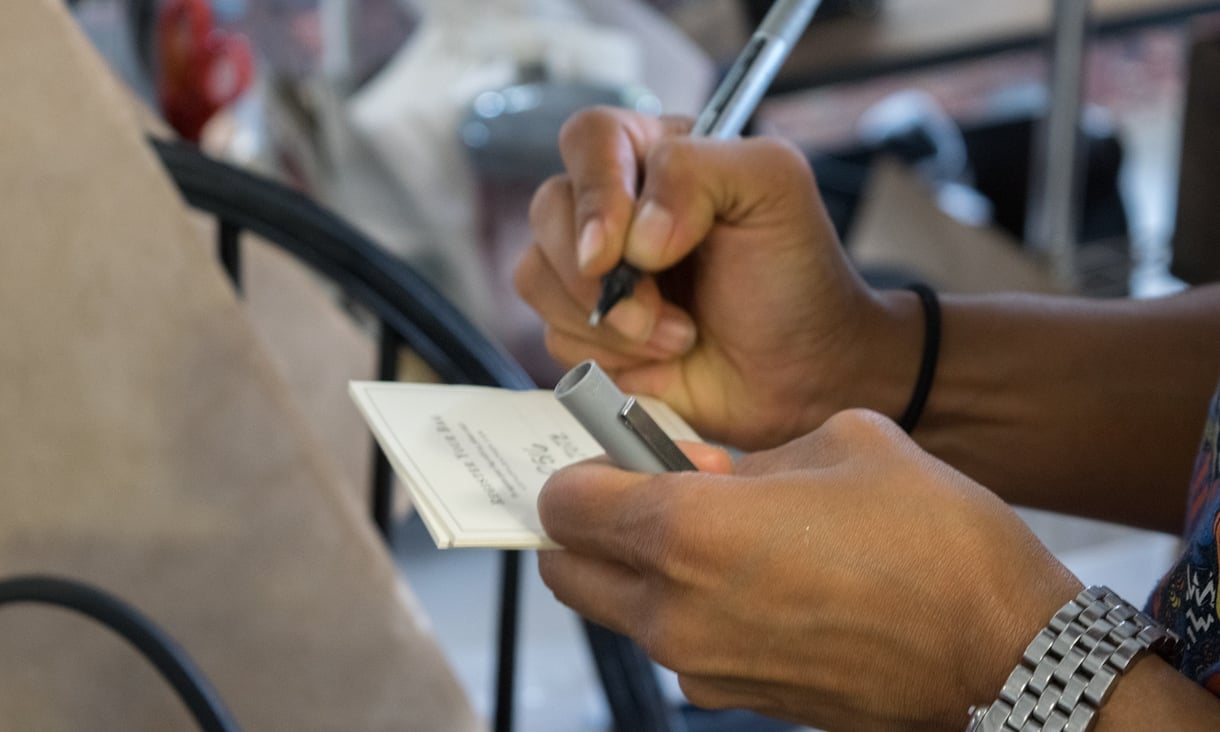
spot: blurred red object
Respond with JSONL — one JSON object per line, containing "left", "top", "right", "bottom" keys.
{"left": 155, "top": 0, "right": 255, "bottom": 142}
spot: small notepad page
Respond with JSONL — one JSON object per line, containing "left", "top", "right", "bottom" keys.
{"left": 349, "top": 381, "right": 701, "bottom": 549}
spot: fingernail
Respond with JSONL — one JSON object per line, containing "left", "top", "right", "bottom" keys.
{"left": 577, "top": 219, "right": 603, "bottom": 272}
{"left": 604, "top": 298, "right": 652, "bottom": 342}
{"left": 627, "top": 201, "right": 674, "bottom": 265}
{"left": 646, "top": 314, "right": 697, "bottom": 354}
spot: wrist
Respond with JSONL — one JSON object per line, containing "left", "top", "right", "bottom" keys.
{"left": 965, "top": 583, "right": 1182, "bottom": 732}
{"left": 934, "top": 555, "right": 1082, "bottom": 729}
{"left": 814, "top": 287, "right": 925, "bottom": 428}
{"left": 896, "top": 284, "right": 941, "bottom": 432}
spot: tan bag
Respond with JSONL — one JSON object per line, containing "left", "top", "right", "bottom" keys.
{"left": 0, "top": 2, "right": 480, "bottom": 730}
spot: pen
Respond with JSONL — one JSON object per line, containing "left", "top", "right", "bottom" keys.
{"left": 555, "top": 360, "right": 696, "bottom": 473}
{"left": 589, "top": 0, "right": 822, "bottom": 327}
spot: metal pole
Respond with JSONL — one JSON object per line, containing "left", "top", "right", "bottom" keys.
{"left": 319, "top": 0, "right": 353, "bottom": 88}
{"left": 1025, "top": 0, "right": 1092, "bottom": 290}
{"left": 492, "top": 551, "right": 521, "bottom": 732}
{"left": 370, "top": 327, "right": 400, "bottom": 542}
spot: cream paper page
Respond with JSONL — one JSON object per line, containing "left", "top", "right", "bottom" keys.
{"left": 349, "top": 382, "right": 701, "bottom": 549}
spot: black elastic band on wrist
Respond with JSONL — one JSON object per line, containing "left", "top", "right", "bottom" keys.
{"left": 897, "top": 283, "right": 940, "bottom": 434}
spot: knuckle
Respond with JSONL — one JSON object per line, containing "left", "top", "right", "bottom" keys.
{"left": 829, "top": 405, "right": 888, "bottom": 434}
{"left": 780, "top": 144, "right": 818, "bottom": 187}
{"left": 510, "top": 246, "right": 539, "bottom": 299}
{"left": 657, "top": 114, "right": 696, "bottom": 135}
{"left": 534, "top": 551, "right": 582, "bottom": 609}
{"left": 527, "top": 174, "right": 572, "bottom": 231}
{"left": 534, "top": 550, "right": 562, "bottom": 589}
{"left": 749, "top": 136, "right": 818, "bottom": 190}
{"left": 755, "top": 134, "right": 807, "bottom": 166}
{"left": 825, "top": 408, "right": 900, "bottom": 443}
{"left": 638, "top": 599, "right": 694, "bottom": 671}
{"left": 541, "top": 326, "right": 562, "bottom": 354}
{"left": 709, "top": 135, "right": 812, "bottom": 191}
{"left": 558, "top": 106, "right": 620, "bottom": 152}
{"left": 643, "top": 138, "right": 691, "bottom": 179}
{"left": 534, "top": 473, "right": 573, "bottom": 531}
{"left": 542, "top": 328, "right": 583, "bottom": 367}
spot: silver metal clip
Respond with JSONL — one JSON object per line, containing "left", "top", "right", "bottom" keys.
{"left": 618, "top": 397, "right": 697, "bottom": 472}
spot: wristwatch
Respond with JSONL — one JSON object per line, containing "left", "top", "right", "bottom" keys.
{"left": 966, "top": 586, "right": 1181, "bottom": 732}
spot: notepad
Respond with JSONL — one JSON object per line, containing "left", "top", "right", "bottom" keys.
{"left": 349, "top": 381, "right": 701, "bottom": 549}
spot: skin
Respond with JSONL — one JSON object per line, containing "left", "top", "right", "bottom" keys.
{"left": 514, "top": 107, "right": 1220, "bottom": 729}
{"left": 538, "top": 431, "right": 1220, "bottom": 731}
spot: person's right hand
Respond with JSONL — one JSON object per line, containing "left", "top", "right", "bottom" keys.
{"left": 515, "top": 107, "right": 920, "bottom": 450}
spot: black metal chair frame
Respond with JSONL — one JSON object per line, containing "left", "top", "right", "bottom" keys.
{"left": 0, "top": 574, "right": 240, "bottom": 732}
{"left": 152, "top": 138, "right": 704, "bottom": 732}
{"left": 154, "top": 137, "right": 528, "bottom": 731}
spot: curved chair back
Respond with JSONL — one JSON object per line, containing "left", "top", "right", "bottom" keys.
{"left": 152, "top": 138, "right": 528, "bottom": 732}
{"left": 149, "top": 139, "right": 785, "bottom": 732}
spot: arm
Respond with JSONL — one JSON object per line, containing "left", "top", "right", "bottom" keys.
{"left": 516, "top": 107, "right": 1220, "bottom": 532}
{"left": 851, "top": 288, "right": 1220, "bottom": 533}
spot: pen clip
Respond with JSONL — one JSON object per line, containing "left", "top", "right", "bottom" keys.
{"left": 619, "top": 397, "right": 697, "bottom": 472}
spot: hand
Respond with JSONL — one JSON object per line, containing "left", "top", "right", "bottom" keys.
{"left": 537, "top": 410, "right": 1082, "bottom": 731}
{"left": 515, "top": 108, "right": 918, "bottom": 450}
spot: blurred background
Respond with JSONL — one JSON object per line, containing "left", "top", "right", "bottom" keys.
{"left": 67, "top": 0, "right": 1220, "bottom": 729}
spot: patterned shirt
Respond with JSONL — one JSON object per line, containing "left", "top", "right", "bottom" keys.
{"left": 1146, "top": 386, "right": 1220, "bottom": 696}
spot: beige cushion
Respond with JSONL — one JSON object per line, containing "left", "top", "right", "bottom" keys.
{"left": 0, "top": 1, "right": 480, "bottom": 730}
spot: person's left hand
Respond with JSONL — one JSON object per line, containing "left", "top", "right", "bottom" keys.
{"left": 537, "top": 410, "right": 1082, "bottom": 731}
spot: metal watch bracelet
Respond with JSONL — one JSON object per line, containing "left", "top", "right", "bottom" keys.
{"left": 966, "top": 585, "right": 1182, "bottom": 732}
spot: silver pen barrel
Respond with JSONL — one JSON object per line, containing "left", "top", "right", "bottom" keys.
{"left": 692, "top": 0, "right": 821, "bottom": 139}
{"left": 759, "top": 0, "right": 822, "bottom": 45}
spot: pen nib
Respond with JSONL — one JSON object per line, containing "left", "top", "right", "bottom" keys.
{"left": 590, "top": 263, "right": 639, "bottom": 329}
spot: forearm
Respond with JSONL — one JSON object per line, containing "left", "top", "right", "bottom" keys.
{"left": 843, "top": 285, "right": 1220, "bottom": 533}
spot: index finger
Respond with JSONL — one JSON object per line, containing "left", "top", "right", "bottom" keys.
{"left": 558, "top": 108, "right": 692, "bottom": 276}
{"left": 537, "top": 442, "right": 732, "bottom": 564}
